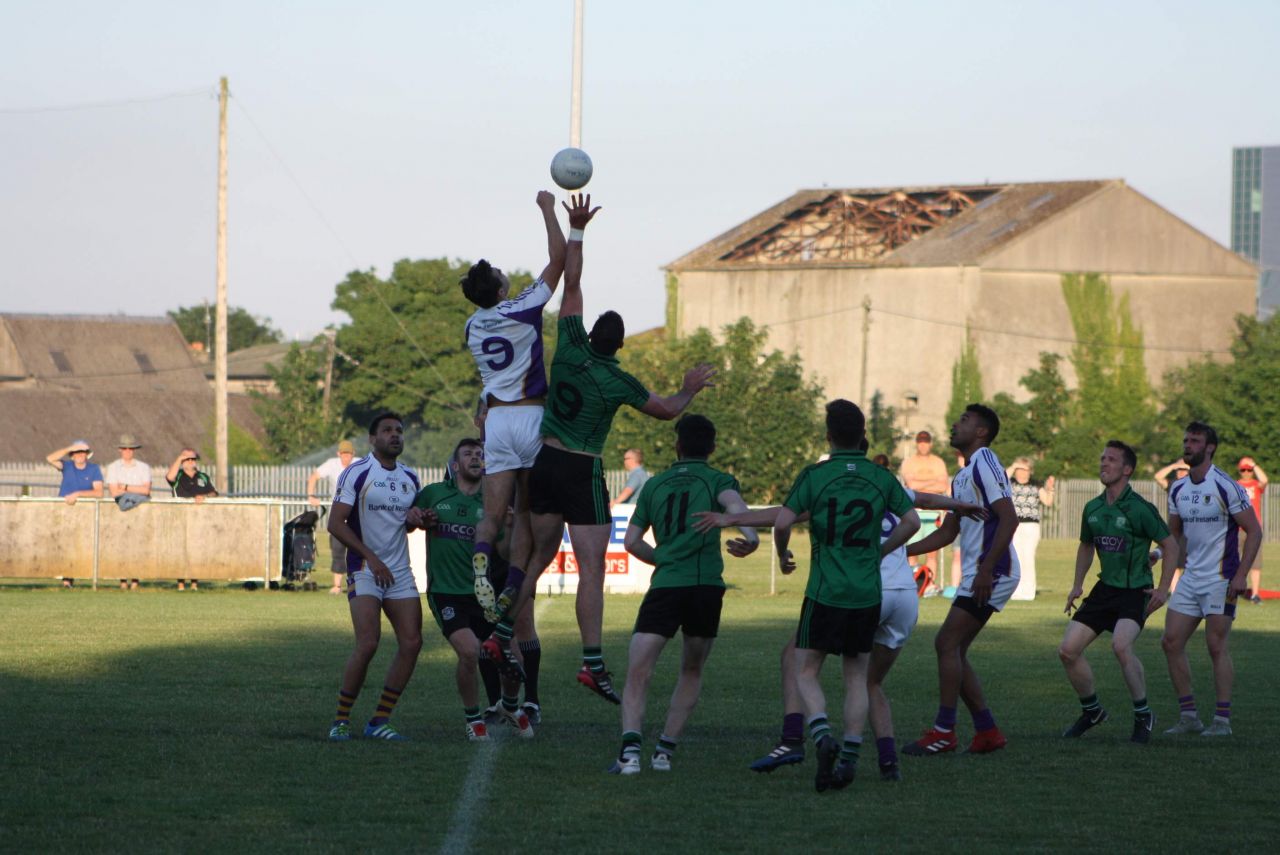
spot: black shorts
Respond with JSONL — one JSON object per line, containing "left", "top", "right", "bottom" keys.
{"left": 634, "top": 585, "right": 725, "bottom": 639}
{"left": 795, "top": 597, "right": 880, "bottom": 656}
{"left": 427, "top": 593, "right": 494, "bottom": 640}
{"left": 952, "top": 595, "right": 996, "bottom": 626}
{"left": 329, "top": 534, "right": 348, "bottom": 574}
{"left": 1072, "top": 582, "right": 1150, "bottom": 634}
{"left": 529, "top": 443, "right": 610, "bottom": 525}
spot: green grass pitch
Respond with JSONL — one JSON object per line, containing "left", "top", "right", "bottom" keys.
{"left": 2, "top": 539, "right": 1277, "bottom": 852}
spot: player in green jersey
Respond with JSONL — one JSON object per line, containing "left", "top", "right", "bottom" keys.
{"left": 605, "top": 415, "right": 757, "bottom": 775}
{"left": 775, "top": 400, "right": 920, "bottom": 792}
{"left": 415, "top": 439, "right": 533, "bottom": 741}
{"left": 1058, "top": 440, "right": 1179, "bottom": 744}
{"left": 482, "top": 194, "right": 716, "bottom": 705}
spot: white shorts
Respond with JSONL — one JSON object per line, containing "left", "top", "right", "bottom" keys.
{"left": 874, "top": 588, "right": 920, "bottom": 649}
{"left": 1168, "top": 573, "right": 1232, "bottom": 620}
{"left": 957, "top": 572, "right": 1020, "bottom": 612}
{"left": 348, "top": 563, "right": 419, "bottom": 602}
{"left": 483, "top": 406, "right": 544, "bottom": 474}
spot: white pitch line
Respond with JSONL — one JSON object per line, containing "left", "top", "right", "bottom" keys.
{"left": 439, "top": 597, "right": 553, "bottom": 855}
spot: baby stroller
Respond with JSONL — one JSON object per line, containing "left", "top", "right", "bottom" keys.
{"left": 282, "top": 509, "right": 322, "bottom": 591}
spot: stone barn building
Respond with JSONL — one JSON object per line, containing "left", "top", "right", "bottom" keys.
{"left": 665, "top": 179, "right": 1256, "bottom": 450}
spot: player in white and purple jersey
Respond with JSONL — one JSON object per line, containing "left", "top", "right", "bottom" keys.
{"left": 460, "top": 190, "right": 567, "bottom": 627}
{"left": 1161, "top": 421, "right": 1262, "bottom": 737}
{"left": 902, "top": 404, "right": 1019, "bottom": 758}
{"left": 326, "top": 412, "right": 427, "bottom": 743}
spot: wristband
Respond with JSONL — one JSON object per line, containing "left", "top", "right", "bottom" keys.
{"left": 568, "top": 228, "right": 585, "bottom": 242}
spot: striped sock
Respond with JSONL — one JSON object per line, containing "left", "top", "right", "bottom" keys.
{"left": 840, "top": 736, "right": 862, "bottom": 765}
{"left": 1215, "top": 701, "right": 1231, "bottom": 721}
{"left": 1133, "top": 697, "right": 1151, "bottom": 720}
{"left": 808, "top": 715, "right": 831, "bottom": 745}
{"left": 621, "top": 730, "right": 642, "bottom": 761}
{"left": 367, "top": 685, "right": 402, "bottom": 726}
{"left": 656, "top": 735, "right": 678, "bottom": 757}
{"left": 1079, "top": 693, "right": 1102, "bottom": 717}
{"left": 1178, "top": 694, "right": 1196, "bottom": 716}
{"left": 334, "top": 689, "right": 357, "bottom": 725}
{"left": 464, "top": 706, "right": 482, "bottom": 725}
{"left": 876, "top": 736, "right": 897, "bottom": 767}
{"left": 493, "top": 620, "right": 514, "bottom": 644}
{"left": 501, "top": 693, "right": 520, "bottom": 713}
{"left": 583, "top": 646, "right": 605, "bottom": 675}
{"left": 519, "top": 638, "right": 542, "bottom": 705}
{"left": 972, "top": 708, "right": 997, "bottom": 732}
{"left": 934, "top": 705, "right": 957, "bottom": 732}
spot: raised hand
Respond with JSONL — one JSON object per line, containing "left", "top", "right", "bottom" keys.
{"left": 562, "top": 193, "right": 602, "bottom": 229}
{"left": 536, "top": 190, "right": 556, "bottom": 211}
{"left": 682, "top": 363, "right": 717, "bottom": 395}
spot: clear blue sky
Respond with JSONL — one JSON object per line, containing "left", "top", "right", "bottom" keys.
{"left": 3, "top": 0, "right": 1278, "bottom": 340}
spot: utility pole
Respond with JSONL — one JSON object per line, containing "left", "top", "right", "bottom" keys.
{"left": 321, "top": 328, "right": 337, "bottom": 423}
{"left": 859, "top": 295, "right": 871, "bottom": 405}
{"left": 570, "top": 0, "right": 584, "bottom": 147}
{"left": 214, "top": 76, "right": 229, "bottom": 493}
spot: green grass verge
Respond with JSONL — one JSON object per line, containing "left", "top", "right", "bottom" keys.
{"left": 1, "top": 538, "right": 1277, "bottom": 853}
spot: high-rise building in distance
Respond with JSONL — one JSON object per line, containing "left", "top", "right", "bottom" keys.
{"left": 1232, "top": 146, "right": 1280, "bottom": 318}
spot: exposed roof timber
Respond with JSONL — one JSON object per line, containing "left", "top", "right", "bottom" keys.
{"left": 718, "top": 187, "right": 1000, "bottom": 263}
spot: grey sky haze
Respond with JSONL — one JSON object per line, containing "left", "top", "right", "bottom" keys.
{"left": 3, "top": 1, "right": 1278, "bottom": 341}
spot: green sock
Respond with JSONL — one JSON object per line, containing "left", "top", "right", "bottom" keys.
{"left": 839, "top": 737, "right": 862, "bottom": 765}
{"left": 464, "top": 706, "right": 482, "bottom": 725}
{"left": 621, "top": 730, "right": 642, "bottom": 760}
{"left": 808, "top": 715, "right": 831, "bottom": 745}
{"left": 656, "top": 735, "right": 677, "bottom": 757}
{"left": 1133, "top": 697, "right": 1151, "bottom": 719}
{"left": 583, "top": 646, "right": 605, "bottom": 674}
{"left": 1080, "top": 693, "right": 1101, "bottom": 716}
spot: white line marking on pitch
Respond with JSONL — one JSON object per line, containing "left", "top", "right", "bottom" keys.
{"left": 439, "top": 597, "right": 553, "bottom": 855}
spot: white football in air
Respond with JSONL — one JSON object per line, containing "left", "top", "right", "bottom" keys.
{"left": 550, "top": 147, "right": 593, "bottom": 190}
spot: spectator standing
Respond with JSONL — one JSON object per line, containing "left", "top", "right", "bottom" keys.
{"left": 45, "top": 439, "right": 103, "bottom": 587}
{"left": 166, "top": 448, "right": 218, "bottom": 591}
{"left": 610, "top": 448, "right": 650, "bottom": 508}
{"left": 46, "top": 440, "right": 104, "bottom": 506}
{"left": 900, "top": 430, "right": 951, "bottom": 585}
{"left": 1236, "top": 457, "right": 1268, "bottom": 604}
{"left": 1007, "top": 458, "right": 1054, "bottom": 601}
{"left": 309, "top": 440, "right": 357, "bottom": 595}
{"left": 105, "top": 434, "right": 151, "bottom": 589}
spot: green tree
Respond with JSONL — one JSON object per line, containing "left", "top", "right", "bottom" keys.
{"left": 990, "top": 352, "right": 1070, "bottom": 473}
{"left": 1160, "top": 313, "right": 1280, "bottom": 473}
{"left": 866, "top": 390, "right": 899, "bottom": 465}
{"left": 168, "top": 305, "right": 281, "bottom": 352}
{"left": 607, "top": 318, "right": 826, "bottom": 502}
{"left": 252, "top": 341, "right": 341, "bottom": 459}
{"left": 1054, "top": 273, "right": 1158, "bottom": 475}
{"left": 946, "top": 328, "right": 985, "bottom": 429}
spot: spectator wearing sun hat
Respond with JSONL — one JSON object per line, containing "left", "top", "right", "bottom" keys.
{"left": 308, "top": 439, "right": 359, "bottom": 594}
{"left": 45, "top": 440, "right": 104, "bottom": 507}
{"left": 1236, "top": 457, "right": 1268, "bottom": 605}
{"left": 105, "top": 434, "right": 152, "bottom": 513}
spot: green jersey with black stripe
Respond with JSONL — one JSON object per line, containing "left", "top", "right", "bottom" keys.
{"left": 1079, "top": 485, "right": 1170, "bottom": 589}
{"left": 630, "top": 459, "right": 741, "bottom": 589}
{"left": 540, "top": 315, "right": 650, "bottom": 455}
{"left": 413, "top": 481, "right": 485, "bottom": 596}
{"left": 782, "top": 450, "right": 913, "bottom": 609}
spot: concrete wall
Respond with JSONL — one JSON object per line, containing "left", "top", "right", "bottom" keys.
{"left": 0, "top": 498, "right": 284, "bottom": 580}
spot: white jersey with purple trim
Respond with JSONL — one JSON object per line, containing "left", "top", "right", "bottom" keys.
{"left": 465, "top": 278, "right": 552, "bottom": 403}
{"left": 880, "top": 487, "right": 917, "bottom": 591}
{"left": 950, "top": 447, "right": 1020, "bottom": 580}
{"left": 334, "top": 456, "right": 421, "bottom": 573}
{"left": 1167, "top": 466, "right": 1250, "bottom": 581}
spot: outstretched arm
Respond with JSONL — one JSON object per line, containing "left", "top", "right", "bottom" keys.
{"left": 558, "top": 193, "right": 601, "bottom": 319}
{"left": 717, "top": 489, "right": 760, "bottom": 557}
{"left": 639, "top": 363, "right": 716, "bottom": 420}
{"left": 911, "top": 490, "right": 988, "bottom": 520}
{"left": 906, "top": 511, "right": 960, "bottom": 556}
{"left": 536, "top": 190, "right": 568, "bottom": 291}
{"left": 881, "top": 510, "right": 921, "bottom": 558}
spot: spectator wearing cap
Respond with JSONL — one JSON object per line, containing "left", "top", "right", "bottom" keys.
{"left": 610, "top": 448, "right": 650, "bottom": 509}
{"left": 900, "top": 429, "right": 950, "bottom": 585}
{"left": 1236, "top": 457, "right": 1269, "bottom": 605}
{"left": 165, "top": 447, "right": 218, "bottom": 592}
{"left": 308, "top": 440, "right": 358, "bottom": 595}
{"left": 45, "top": 440, "right": 104, "bottom": 507}
{"left": 1006, "top": 457, "right": 1055, "bottom": 601}
{"left": 45, "top": 440, "right": 104, "bottom": 587}
{"left": 106, "top": 434, "right": 151, "bottom": 589}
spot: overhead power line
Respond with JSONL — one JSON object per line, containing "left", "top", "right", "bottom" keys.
{"left": 0, "top": 87, "right": 214, "bottom": 115}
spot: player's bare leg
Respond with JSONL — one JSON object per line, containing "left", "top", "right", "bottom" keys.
{"left": 1161, "top": 609, "right": 1204, "bottom": 733}
{"left": 660, "top": 635, "right": 714, "bottom": 744}
{"left": 867, "top": 643, "right": 904, "bottom": 779}
{"left": 447, "top": 628, "right": 483, "bottom": 710}
{"left": 1203, "top": 613, "right": 1234, "bottom": 734}
{"left": 793, "top": 646, "right": 840, "bottom": 792}
{"left": 832, "top": 652, "right": 872, "bottom": 788}
{"left": 1058, "top": 620, "right": 1109, "bottom": 738}
{"left": 492, "top": 470, "right": 536, "bottom": 621}
{"left": 569, "top": 523, "right": 619, "bottom": 702}
{"left": 750, "top": 637, "right": 806, "bottom": 772}
{"left": 339, "top": 596, "right": 383, "bottom": 699}
{"left": 1111, "top": 619, "right": 1145, "bottom": 700}
{"left": 473, "top": 469, "right": 518, "bottom": 619}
